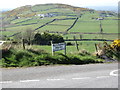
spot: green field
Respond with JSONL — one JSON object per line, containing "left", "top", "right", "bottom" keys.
{"left": 1, "top": 4, "right": 118, "bottom": 53}
{"left": 30, "top": 41, "right": 109, "bottom": 54}
{"left": 2, "top": 10, "right": 118, "bottom": 37}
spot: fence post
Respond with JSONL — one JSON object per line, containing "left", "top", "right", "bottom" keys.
{"left": 73, "top": 36, "right": 79, "bottom": 51}
{"left": 51, "top": 41, "right": 54, "bottom": 56}
{"left": 80, "top": 35, "right": 82, "bottom": 39}
{"left": 100, "top": 21, "right": 103, "bottom": 39}
{"left": 22, "top": 39, "right": 25, "bottom": 50}
{"left": 64, "top": 42, "right": 66, "bottom": 55}
{"left": 95, "top": 43, "right": 98, "bottom": 52}
{"left": 66, "top": 37, "right": 68, "bottom": 40}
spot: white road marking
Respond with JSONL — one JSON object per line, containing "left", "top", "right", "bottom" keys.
{"left": 72, "top": 77, "right": 91, "bottom": 80}
{"left": 96, "top": 76, "right": 110, "bottom": 79}
{"left": 20, "top": 80, "right": 40, "bottom": 83}
{"left": 110, "top": 70, "right": 118, "bottom": 77}
{"left": 47, "top": 79, "right": 65, "bottom": 81}
{"left": 1, "top": 69, "right": 119, "bottom": 84}
{"left": 0, "top": 81, "right": 12, "bottom": 84}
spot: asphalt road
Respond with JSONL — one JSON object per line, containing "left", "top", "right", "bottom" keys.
{"left": 0, "top": 63, "right": 119, "bottom": 88}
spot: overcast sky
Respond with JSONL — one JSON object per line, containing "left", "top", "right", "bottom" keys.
{"left": 0, "top": 0, "right": 119, "bottom": 9}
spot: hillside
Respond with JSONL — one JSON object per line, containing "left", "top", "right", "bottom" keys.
{"left": 1, "top": 3, "right": 118, "bottom": 40}
{"left": 2, "top": 4, "right": 91, "bottom": 18}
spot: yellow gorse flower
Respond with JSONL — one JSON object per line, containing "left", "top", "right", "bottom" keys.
{"left": 111, "top": 39, "right": 120, "bottom": 48}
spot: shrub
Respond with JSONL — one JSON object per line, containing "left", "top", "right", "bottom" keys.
{"left": 78, "top": 49, "right": 91, "bottom": 56}
{"left": 103, "top": 40, "right": 120, "bottom": 60}
{"left": 66, "top": 42, "right": 74, "bottom": 46}
{"left": 1, "top": 48, "right": 104, "bottom": 67}
{"left": 15, "top": 50, "right": 32, "bottom": 60}
{"left": 18, "top": 57, "right": 32, "bottom": 67}
{"left": 27, "top": 48, "right": 47, "bottom": 55}
{"left": 3, "top": 55, "right": 18, "bottom": 67}
{"left": 2, "top": 48, "right": 16, "bottom": 58}
{"left": 32, "top": 32, "right": 64, "bottom": 45}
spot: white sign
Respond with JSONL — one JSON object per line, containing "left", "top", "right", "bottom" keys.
{"left": 52, "top": 43, "right": 66, "bottom": 52}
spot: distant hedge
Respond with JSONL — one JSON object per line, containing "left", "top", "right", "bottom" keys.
{"left": 32, "top": 32, "right": 64, "bottom": 45}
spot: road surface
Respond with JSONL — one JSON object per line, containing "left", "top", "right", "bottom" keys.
{"left": 0, "top": 63, "right": 119, "bottom": 88}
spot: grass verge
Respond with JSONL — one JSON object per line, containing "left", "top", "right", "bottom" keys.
{"left": 1, "top": 47, "right": 104, "bottom": 68}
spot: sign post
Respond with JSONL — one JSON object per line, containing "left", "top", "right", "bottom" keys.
{"left": 51, "top": 41, "right": 66, "bottom": 56}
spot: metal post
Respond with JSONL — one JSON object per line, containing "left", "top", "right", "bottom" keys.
{"left": 51, "top": 41, "right": 54, "bottom": 56}
{"left": 64, "top": 43, "right": 66, "bottom": 55}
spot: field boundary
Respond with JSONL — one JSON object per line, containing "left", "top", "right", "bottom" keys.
{"left": 66, "top": 17, "right": 79, "bottom": 32}
{"left": 34, "top": 18, "right": 77, "bottom": 31}
{"left": 48, "top": 31, "right": 120, "bottom": 35}
{"left": 34, "top": 19, "right": 56, "bottom": 31}
{"left": 64, "top": 39, "right": 113, "bottom": 42}
{"left": 14, "top": 18, "right": 32, "bottom": 24}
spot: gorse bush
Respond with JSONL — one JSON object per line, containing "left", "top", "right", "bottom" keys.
{"left": 102, "top": 40, "right": 120, "bottom": 61}
{"left": 1, "top": 48, "right": 104, "bottom": 67}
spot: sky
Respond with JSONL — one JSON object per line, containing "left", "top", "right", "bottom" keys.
{"left": 0, "top": 0, "right": 119, "bottom": 10}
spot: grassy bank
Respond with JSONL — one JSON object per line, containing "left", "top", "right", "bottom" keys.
{"left": 1, "top": 47, "right": 104, "bottom": 68}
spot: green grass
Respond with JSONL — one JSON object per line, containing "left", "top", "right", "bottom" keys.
{"left": 1, "top": 46, "right": 104, "bottom": 67}
{"left": 35, "top": 8, "right": 74, "bottom": 14}
{"left": 11, "top": 18, "right": 31, "bottom": 24}
{"left": 69, "top": 18, "right": 118, "bottom": 33}
{"left": 2, "top": 9, "right": 118, "bottom": 40}
{"left": 31, "top": 41, "right": 105, "bottom": 54}
{"left": 80, "top": 11, "right": 99, "bottom": 20}
{"left": 5, "top": 23, "right": 43, "bottom": 31}
{"left": 63, "top": 33, "right": 118, "bottom": 40}
{"left": 37, "top": 25, "right": 69, "bottom": 32}
{"left": 69, "top": 20, "right": 100, "bottom": 33}
{"left": 102, "top": 20, "right": 118, "bottom": 33}
{"left": 31, "top": 4, "right": 58, "bottom": 11}
{"left": 50, "top": 19, "right": 75, "bottom": 25}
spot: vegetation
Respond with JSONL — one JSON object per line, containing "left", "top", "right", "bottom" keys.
{"left": 92, "top": 39, "right": 120, "bottom": 61}
{"left": 1, "top": 47, "right": 104, "bottom": 67}
{"left": 1, "top": 3, "right": 117, "bottom": 37}
{"left": 0, "top": 3, "right": 118, "bottom": 68}
{"left": 103, "top": 39, "right": 120, "bottom": 61}
{"left": 33, "top": 32, "right": 64, "bottom": 45}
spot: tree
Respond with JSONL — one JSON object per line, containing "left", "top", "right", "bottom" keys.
{"left": 41, "top": 32, "right": 52, "bottom": 45}
{"left": 23, "top": 28, "right": 35, "bottom": 45}
{"left": 32, "top": 32, "right": 64, "bottom": 45}
{"left": 52, "top": 34, "right": 64, "bottom": 43}
{"left": 33, "top": 33, "right": 42, "bottom": 45}
{"left": 13, "top": 33, "right": 22, "bottom": 43}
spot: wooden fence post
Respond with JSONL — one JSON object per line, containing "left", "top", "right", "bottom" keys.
{"left": 73, "top": 36, "right": 79, "bottom": 51}
{"left": 66, "top": 37, "right": 68, "bottom": 40}
{"left": 22, "top": 39, "right": 25, "bottom": 49}
{"left": 80, "top": 35, "right": 82, "bottom": 39}
{"left": 95, "top": 43, "right": 98, "bottom": 52}
{"left": 100, "top": 21, "right": 103, "bottom": 39}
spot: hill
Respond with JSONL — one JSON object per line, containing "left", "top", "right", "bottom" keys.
{"left": 2, "top": 4, "right": 91, "bottom": 18}
{"left": 1, "top": 3, "right": 118, "bottom": 40}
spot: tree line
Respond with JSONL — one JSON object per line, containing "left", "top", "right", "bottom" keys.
{"left": 33, "top": 32, "right": 64, "bottom": 45}
{"left": 13, "top": 29, "right": 64, "bottom": 46}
